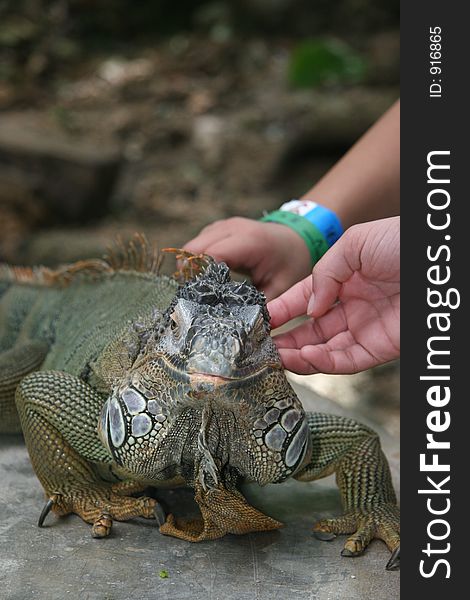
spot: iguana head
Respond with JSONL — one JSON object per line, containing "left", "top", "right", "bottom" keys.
{"left": 99, "top": 261, "right": 311, "bottom": 489}
{"left": 155, "top": 262, "right": 280, "bottom": 388}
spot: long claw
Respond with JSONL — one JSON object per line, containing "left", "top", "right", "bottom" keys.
{"left": 38, "top": 497, "right": 55, "bottom": 527}
{"left": 386, "top": 545, "right": 400, "bottom": 571}
{"left": 154, "top": 503, "right": 166, "bottom": 527}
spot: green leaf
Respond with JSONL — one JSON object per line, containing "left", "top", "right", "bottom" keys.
{"left": 288, "top": 39, "right": 366, "bottom": 88}
{"left": 159, "top": 570, "right": 169, "bottom": 579}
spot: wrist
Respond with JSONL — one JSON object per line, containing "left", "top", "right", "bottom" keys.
{"left": 260, "top": 200, "right": 343, "bottom": 265}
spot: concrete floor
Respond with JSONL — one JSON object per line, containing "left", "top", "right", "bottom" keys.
{"left": 0, "top": 383, "right": 399, "bottom": 600}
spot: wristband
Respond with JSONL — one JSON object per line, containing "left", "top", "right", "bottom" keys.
{"left": 260, "top": 200, "right": 343, "bottom": 265}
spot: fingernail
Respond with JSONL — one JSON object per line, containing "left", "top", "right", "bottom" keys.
{"left": 307, "top": 293, "right": 315, "bottom": 316}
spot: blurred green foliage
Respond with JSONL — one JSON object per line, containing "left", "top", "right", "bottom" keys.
{"left": 0, "top": 14, "right": 37, "bottom": 46}
{"left": 0, "top": 1, "right": 394, "bottom": 84}
{"left": 288, "top": 39, "right": 367, "bottom": 88}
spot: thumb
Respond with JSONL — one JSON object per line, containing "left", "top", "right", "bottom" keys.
{"left": 309, "top": 236, "right": 356, "bottom": 317}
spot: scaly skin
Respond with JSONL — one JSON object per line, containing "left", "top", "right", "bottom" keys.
{"left": 0, "top": 239, "right": 399, "bottom": 570}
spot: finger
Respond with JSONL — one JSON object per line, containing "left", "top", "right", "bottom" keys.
{"left": 273, "top": 320, "right": 323, "bottom": 350}
{"left": 298, "top": 340, "right": 379, "bottom": 374}
{"left": 277, "top": 348, "right": 321, "bottom": 375}
{"left": 310, "top": 271, "right": 342, "bottom": 319}
{"left": 203, "top": 238, "right": 260, "bottom": 272}
{"left": 261, "top": 281, "right": 283, "bottom": 303}
{"left": 183, "top": 223, "right": 231, "bottom": 255}
{"left": 277, "top": 324, "right": 381, "bottom": 374}
{"left": 267, "top": 276, "right": 313, "bottom": 329}
{"left": 273, "top": 305, "right": 348, "bottom": 350}
{"left": 309, "top": 232, "right": 359, "bottom": 318}
{"left": 276, "top": 330, "right": 358, "bottom": 373}
{"left": 277, "top": 345, "right": 364, "bottom": 375}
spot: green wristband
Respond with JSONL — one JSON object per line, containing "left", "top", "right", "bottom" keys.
{"left": 260, "top": 210, "right": 329, "bottom": 265}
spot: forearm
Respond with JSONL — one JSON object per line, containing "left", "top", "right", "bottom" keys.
{"left": 300, "top": 100, "right": 400, "bottom": 229}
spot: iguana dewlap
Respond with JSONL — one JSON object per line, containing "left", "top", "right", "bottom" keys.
{"left": 0, "top": 239, "right": 399, "bottom": 570}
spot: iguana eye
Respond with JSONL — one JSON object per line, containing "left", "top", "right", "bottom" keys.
{"left": 248, "top": 315, "right": 265, "bottom": 348}
{"left": 169, "top": 299, "right": 195, "bottom": 341}
{"left": 253, "top": 314, "right": 265, "bottom": 336}
{"left": 170, "top": 312, "right": 180, "bottom": 335}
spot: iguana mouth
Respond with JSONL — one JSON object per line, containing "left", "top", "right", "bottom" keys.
{"left": 186, "top": 364, "right": 283, "bottom": 392}
{"left": 187, "top": 364, "right": 279, "bottom": 391}
{"left": 188, "top": 372, "right": 234, "bottom": 387}
{"left": 152, "top": 354, "right": 283, "bottom": 390}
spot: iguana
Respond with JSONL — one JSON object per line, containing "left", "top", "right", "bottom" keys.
{"left": 0, "top": 237, "right": 399, "bottom": 570}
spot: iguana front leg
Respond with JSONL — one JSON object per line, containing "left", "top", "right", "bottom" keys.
{"left": 15, "top": 370, "right": 162, "bottom": 537}
{"left": 0, "top": 340, "right": 48, "bottom": 432}
{"left": 295, "top": 412, "right": 400, "bottom": 570}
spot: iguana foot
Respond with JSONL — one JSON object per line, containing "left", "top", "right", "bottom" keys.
{"left": 313, "top": 503, "right": 400, "bottom": 570}
{"left": 159, "top": 483, "right": 282, "bottom": 542}
{"left": 38, "top": 486, "right": 160, "bottom": 537}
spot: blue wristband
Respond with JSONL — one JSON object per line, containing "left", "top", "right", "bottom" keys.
{"left": 261, "top": 200, "right": 344, "bottom": 265}
{"left": 280, "top": 200, "right": 343, "bottom": 247}
{"left": 261, "top": 200, "right": 343, "bottom": 265}
{"left": 260, "top": 210, "right": 329, "bottom": 264}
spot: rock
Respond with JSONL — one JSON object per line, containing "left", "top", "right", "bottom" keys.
{"left": 192, "top": 115, "right": 226, "bottom": 169}
{"left": 218, "top": 86, "right": 399, "bottom": 196}
{"left": 98, "top": 57, "right": 154, "bottom": 87}
{"left": 0, "top": 111, "right": 121, "bottom": 223}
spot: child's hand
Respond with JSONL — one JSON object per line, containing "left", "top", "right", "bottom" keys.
{"left": 184, "top": 217, "right": 312, "bottom": 301}
{"left": 268, "top": 217, "right": 400, "bottom": 374}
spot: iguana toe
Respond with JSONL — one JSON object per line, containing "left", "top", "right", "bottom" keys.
{"left": 313, "top": 530, "right": 336, "bottom": 541}
{"left": 341, "top": 520, "right": 375, "bottom": 557}
{"left": 313, "top": 513, "right": 357, "bottom": 540}
{"left": 92, "top": 513, "right": 113, "bottom": 538}
{"left": 313, "top": 503, "right": 400, "bottom": 569}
